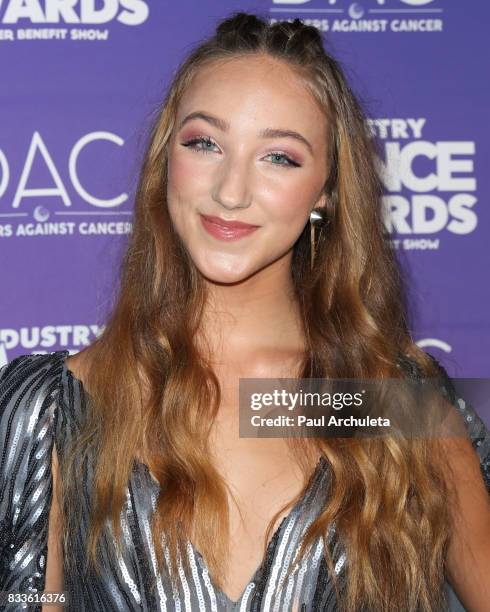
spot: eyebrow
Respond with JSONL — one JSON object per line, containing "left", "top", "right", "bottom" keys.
{"left": 178, "top": 110, "right": 314, "bottom": 155}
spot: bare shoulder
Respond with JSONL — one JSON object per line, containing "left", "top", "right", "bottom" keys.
{"left": 64, "top": 346, "right": 147, "bottom": 399}
{"left": 64, "top": 346, "right": 101, "bottom": 400}
{"left": 64, "top": 346, "right": 94, "bottom": 385}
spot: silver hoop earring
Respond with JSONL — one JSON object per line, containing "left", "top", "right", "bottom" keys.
{"left": 309, "top": 207, "right": 329, "bottom": 269}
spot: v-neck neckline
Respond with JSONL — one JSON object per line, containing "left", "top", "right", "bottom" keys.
{"left": 143, "top": 455, "right": 327, "bottom": 607}
{"left": 201, "top": 454, "right": 326, "bottom": 606}
{"left": 192, "top": 509, "right": 288, "bottom": 607}
{"left": 58, "top": 349, "right": 327, "bottom": 607}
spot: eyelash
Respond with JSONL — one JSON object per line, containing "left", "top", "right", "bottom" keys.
{"left": 180, "top": 136, "right": 301, "bottom": 168}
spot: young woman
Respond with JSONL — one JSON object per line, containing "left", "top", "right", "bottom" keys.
{"left": 1, "top": 12, "right": 489, "bottom": 612}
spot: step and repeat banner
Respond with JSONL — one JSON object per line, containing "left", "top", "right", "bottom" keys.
{"left": 0, "top": 0, "right": 488, "bottom": 377}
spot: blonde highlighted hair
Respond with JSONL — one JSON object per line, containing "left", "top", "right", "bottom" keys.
{"left": 58, "top": 12, "right": 455, "bottom": 611}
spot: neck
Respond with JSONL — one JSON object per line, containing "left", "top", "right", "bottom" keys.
{"left": 197, "top": 253, "right": 306, "bottom": 360}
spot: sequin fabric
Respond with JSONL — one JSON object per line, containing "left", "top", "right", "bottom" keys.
{"left": 0, "top": 350, "right": 488, "bottom": 611}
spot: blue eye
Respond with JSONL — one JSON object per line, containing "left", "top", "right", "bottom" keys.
{"left": 180, "top": 137, "right": 301, "bottom": 168}
{"left": 181, "top": 136, "right": 219, "bottom": 154}
{"left": 265, "top": 152, "right": 300, "bottom": 168}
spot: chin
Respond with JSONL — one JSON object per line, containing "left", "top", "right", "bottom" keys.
{"left": 195, "top": 259, "right": 258, "bottom": 286}
{"left": 200, "top": 269, "right": 254, "bottom": 286}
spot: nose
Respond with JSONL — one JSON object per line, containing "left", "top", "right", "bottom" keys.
{"left": 212, "top": 155, "right": 252, "bottom": 211}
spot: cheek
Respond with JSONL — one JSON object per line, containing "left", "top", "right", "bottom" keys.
{"left": 166, "top": 158, "right": 188, "bottom": 238}
{"left": 167, "top": 150, "right": 191, "bottom": 199}
{"left": 264, "top": 183, "right": 314, "bottom": 228}
{"left": 166, "top": 149, "right": 200, "bottom": 232}
{"left": 167, "top": 146, "right": 211, "bottom": 199}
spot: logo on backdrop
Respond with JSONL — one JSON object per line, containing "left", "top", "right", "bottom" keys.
{"left": 0, "top": 0, "right": 149, "bottom": 43}
{"left": 416, "top": 338, "right": 452, "bottom": 353}
{"left": 270, "top": 0, "right": 444, "bottom": 33}
{"left": 0, "top": 131, "right": 132, "bottom": 239}
{"left": 0, "top": 323, "right": 105, "bottom": 366}
{"left": 368, "top": 118, "right": 478, "bottom": 251}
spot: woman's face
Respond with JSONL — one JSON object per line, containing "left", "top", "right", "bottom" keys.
{"left": 166, "top": 53, "right": 329, "bottom": 284}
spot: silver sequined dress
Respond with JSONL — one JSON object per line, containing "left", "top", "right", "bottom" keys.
{"left": 0, "top": 350, "right": 488, "bottom": 611}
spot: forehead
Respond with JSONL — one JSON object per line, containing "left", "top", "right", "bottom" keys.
{"left": 176, "top": 54, "right": 327, "bottom": 141}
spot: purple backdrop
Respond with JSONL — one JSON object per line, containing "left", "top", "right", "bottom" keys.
{"left": 1, "top": 1, "right": 488, "bottom": 387}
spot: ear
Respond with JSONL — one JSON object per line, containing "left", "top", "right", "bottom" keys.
{"left": 313, "top": 190, "right": 328, "bottom": 211}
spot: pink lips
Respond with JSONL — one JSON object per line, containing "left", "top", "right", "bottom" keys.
{"left": 200, "top": 214, "right": 260, "bottom": 241}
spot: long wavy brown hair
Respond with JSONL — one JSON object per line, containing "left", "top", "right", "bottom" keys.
{"left": 57, "top": 11, "right": 457, "bottom": 611}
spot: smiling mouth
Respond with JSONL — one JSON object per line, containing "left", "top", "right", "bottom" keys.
{"left": 199, "top": 214, "right": 260, "bottom": 242}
